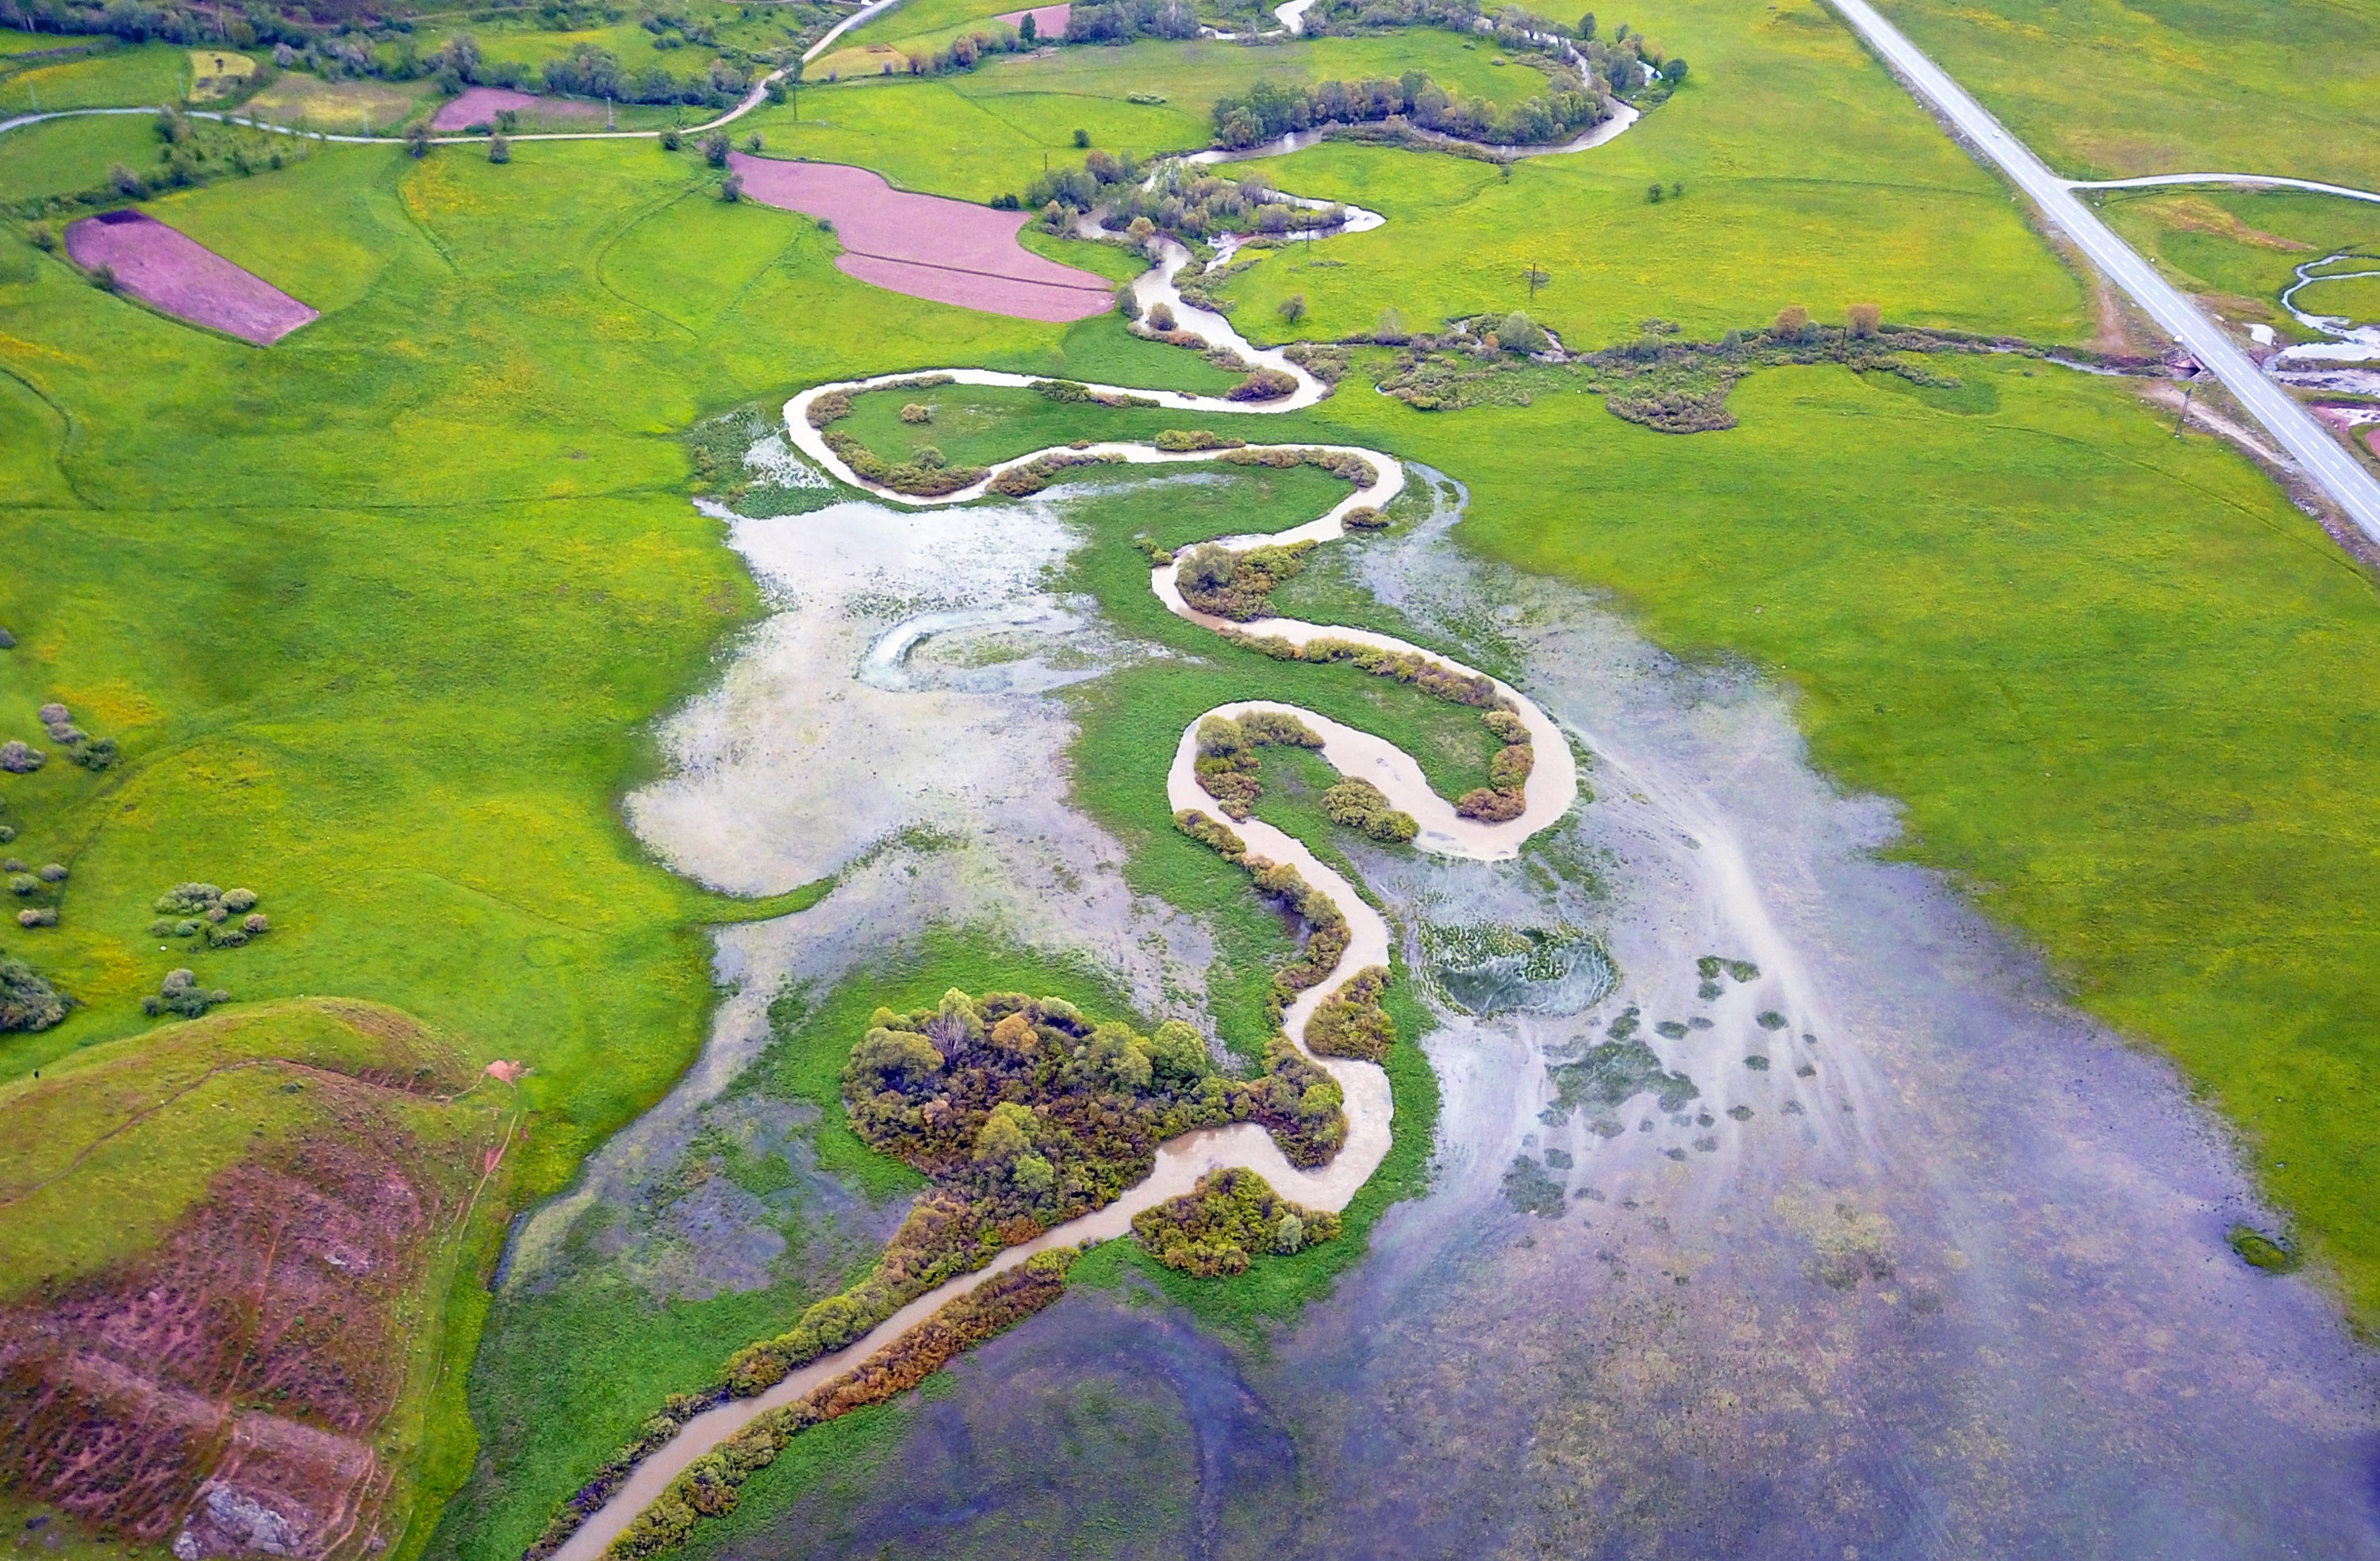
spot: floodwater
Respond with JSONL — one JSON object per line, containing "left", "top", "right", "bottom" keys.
{"left": 693, "top": 472, "right": 2380, "bottom": 1559}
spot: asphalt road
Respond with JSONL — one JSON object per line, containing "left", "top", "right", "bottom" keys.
{"left": 1828, "top": 0, "right": 2380, "bottom": 544}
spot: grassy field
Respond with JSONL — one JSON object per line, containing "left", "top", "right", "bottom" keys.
{"left": 239, "top": 72, "right": 436, "bottom": 133}
{"left": 0, "top": 110, "right": 161, "bottom": 201}
{"left": 761, "top": 0, "right": 2094, "bottom": 349}
{"left": 416, "top": 0, "right": 820, "bottom": 80}
{"left": 766, "top": 32, "right": 1557, "bottom": 194}
{"left": 2091, "top": 186, "right": 2380, "bottom": 336}
{"left": 0, "top": 998, "right": 483, "bottom": 1295}
{"left": 819, "top": 26, "right": 1551, "bottom": 110}
{"left": 1871, "top": 0, "right": 2380, "bottom": 189}
{"left": 0, "top": 130, "right": 1180, "bottom": 1559}
{"left": 0, "top": 38, "right": 187, "bottom": 112}
{"left": 1199, "top": 0, "right": 2091, "bottom": 348}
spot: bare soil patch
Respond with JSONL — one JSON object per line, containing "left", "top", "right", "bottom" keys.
{"left": 66, "top": 210, "right": 318, "bottom": 345}
{"left": 0, "top": 1087, "right": 482, "bottom": 1559}
{"left": 994, "top": 3, "right": 1070, "bottom": 36}
{"left": 429, "top": 86, "right": 595, "bottom": 132}
{"left": 727, "top": 154, "right": 1113, "bottom": 322}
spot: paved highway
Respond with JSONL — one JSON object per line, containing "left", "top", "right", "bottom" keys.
{"left": 1828, "top": 0, "right": 2380, "bottom": 544}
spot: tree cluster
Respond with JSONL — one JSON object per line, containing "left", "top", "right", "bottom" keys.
{"left": 148, "top": 882, "right": 269, "bottom": 949}
{"left": 1131, "top": 1167, "right": 1342, "bottom": 1276}
{"left": 141, "top": 967, "right": 229, "bottom": 1019}
{"left": 1026, "top": 155, "right": 1351, "bottom": 248}
{"left": 1211, "top": 68, "right": 1603, "bottom": 150}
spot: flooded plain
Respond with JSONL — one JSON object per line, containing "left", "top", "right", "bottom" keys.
{"left": 650, "top": 472, "right": 2380, "bottom": 1558}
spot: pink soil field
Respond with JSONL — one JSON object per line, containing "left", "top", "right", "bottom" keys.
{"left": 995, "top": 3, "right": 1070, "bottom": 35}
{"left": 430, "top": 86, "right": 549, "bottom": 131}
{"left": 728, "top": 153, "right": 1112, "bottom": 321}
{"left": 65, "top": 210, "right": 317, "bottom": 344}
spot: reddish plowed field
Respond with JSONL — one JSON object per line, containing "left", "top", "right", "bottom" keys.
{"left": 995, "top": 3, "right": 1071, "bottom": 36}
{"left": 66, "top": 211, "right": 318, "bottom": 345}
{"left": 727, "top": 153, "right": 1113, "bottom": 322}
{"left": 430, "top": 86, "right": 544, "bottom": 131}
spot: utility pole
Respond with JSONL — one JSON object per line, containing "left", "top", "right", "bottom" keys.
{"left": 1523, "top": 262, "right": 1548, "bottom": 300}
{"left": 2172, "top": 372, "right": 2198, "bottom": 437}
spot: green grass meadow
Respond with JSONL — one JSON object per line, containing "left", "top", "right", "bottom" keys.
{"left": 0, "top": 37, "right": 187, "bottom": 112}
{"left": 1202, "top": 0, "right": 2092, "bottom": 347}
{"left": 1871, "top": 0, "right": 2380, "bottom": 189}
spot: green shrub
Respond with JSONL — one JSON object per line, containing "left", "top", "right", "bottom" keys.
{"left": 1321, "top": 777, "right": 1418, "bottom": 843}
{"left": 1304, "top": 965, "right": 1395, "bottom": 1059}
{"left": 0, "top": 956, "right": 66, "bottom": 1032}
{"left": 1131, "top": 1167, "right": 1341, "bottom": 1276}
{"left": 2228, "top": 1225, "right": 2301, "bottom": 1273}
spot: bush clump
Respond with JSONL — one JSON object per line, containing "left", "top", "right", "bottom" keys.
{"left": 142, "top": 968, "right": 228, "bottom": 1018}
{"left": 986, "top": 449, "right": 1119, "bottom": 497}
{"left": 1174, "top": 540, "right": 1311, "bottom": 621}
{"left": 152, "top": 883, "right": 269, "bottom": 948}
{"left": 820, "top": 429, "right": 988, "bottom": 497}
{"left": 1322, "top": 777, "right": 1418, "bottom": 844}
{"left": 1456, "top": 786, "right": 1526, "bottom": 823}
{"left": 1132, "top": 1167, "right": 1342, "bottom": 1276}
{"left": 898, "top": 402, "right": 932, "bottom": 424}
{"left": 1193, "top": 708, "right": 1322, "bottom": 818}
{"left": 1154, "top": 428, "right": 1245, "bottom": 452}
{"left": 0, "top": 956, "right": 66, "bottom": 1032}
{"left": 1293, "top": 635, "right": 1497, "bottom": 705}
{"left": 1304, "top": 965, "right": 1395, "bottom": 1060}
{"left": 0, "top": 740, "right": 44, "bottom": 773}
{"left": 1225, "top": 367, "right": 1299, "bottom": 402}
